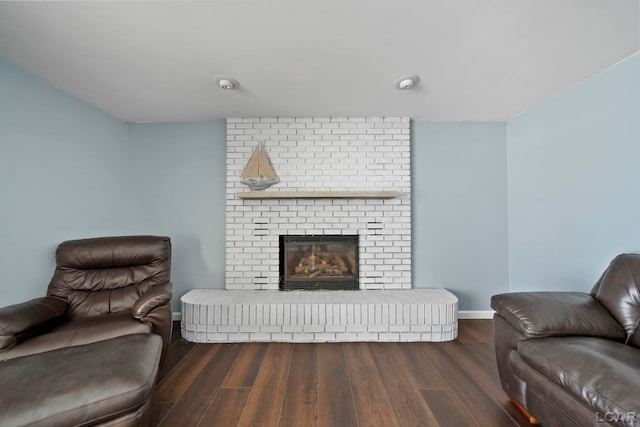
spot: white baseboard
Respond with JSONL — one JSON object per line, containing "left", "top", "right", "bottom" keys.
{"left": 172, "top": 310, "right": 492, "bottom": 321}
{"left": 458, "top": 310, "right": 495, "bottom": 319}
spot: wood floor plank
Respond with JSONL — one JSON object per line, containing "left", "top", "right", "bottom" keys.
{"left": 237, "top": 343, "right": 293, "bottom": 427}
{"left": 157, "top": 397, "right": 211, "bottom": 427}
{"left": 279, "top": 343, "right": 318, "bottom": 427}
{"left": 317, "top": 343, "right": 359, "bottom": 427}
{"left": 457, "top": 319, "right": 494, "bottom": 345}
{"left": 179, "top": 343, "right": 244, "bottom": 400}
{"left": 420, "top": 389, "right": 479, "bottom": 427}
{"left": 476, "top": 319, "right": 495, "bottom": 345}
{"left": 414, "top": 343, "right": 520, "bottom": 426}
{"left": 457, "top": 341, "right": 531, "bottom": 425}
{"left": 369, "top": 342, "right": 440, "bottom": 426}
{"left": 440, "top": 341, "right": 514, "bottom": 409}
{"left": 222, "top": 342, "right": 268, "bottom": 388}
{"left": 398, "top": 342, "right": 450, "bottom": 390}
{"left": 343, "top": 342, "right": 399, "bottom": 427}
{"left": 158, "top": 323, "right": 196, "bottom": 381}
{"left": 148, "top": 402, "right": 173, "bottom": 427}
{"left": 199, "top": 387, "right": 251, "bottom": 427}
{"left": 158, "top": 336, "right": 196, "bottom": 382}
{"left": 463, "top": 342, "right": 502, "bottom": 380}
{"left": 153, "top": 344, "right": 220, "bottom": 403}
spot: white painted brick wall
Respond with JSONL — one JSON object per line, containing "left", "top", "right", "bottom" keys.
{"left": 226, "top": 117, "right": 411, "bottom": 290}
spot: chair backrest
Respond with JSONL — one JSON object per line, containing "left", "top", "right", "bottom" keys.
{"left": 591, "top": 253, "right": 640, "bottom": 345}
{"left": 47, "top": 235, "right": 171, "bottom": 318}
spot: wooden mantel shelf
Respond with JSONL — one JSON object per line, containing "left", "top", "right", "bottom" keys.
{"left": 238, "top": 191, "right": 399, "bottom": 199}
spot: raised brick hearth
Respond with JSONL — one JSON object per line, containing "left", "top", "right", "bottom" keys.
{"left": 181, "top": 289, "right": 458, "bottom": 343}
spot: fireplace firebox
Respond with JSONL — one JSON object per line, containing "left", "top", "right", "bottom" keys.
{"left": 279, "top": 235, "right": 359, "bottom": 290}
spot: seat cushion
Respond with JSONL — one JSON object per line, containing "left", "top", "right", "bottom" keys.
{"left": 0, "top": 312, "right": 151, "bottom": 361}
{"left": 517, "top": 337, "right": 640, "bottom": 417}
{"left": 0, "top": 334, "right": 162, "bottom": 427}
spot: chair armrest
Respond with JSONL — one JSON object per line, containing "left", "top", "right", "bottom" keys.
{"left": 491, "top": 292, "right": 626, "bottom": 340}
{"left": 132, "top": 282, "right": 173, "bottom": 319}
{"left": 0, "top": 297, "right": 68, "bottom": 350}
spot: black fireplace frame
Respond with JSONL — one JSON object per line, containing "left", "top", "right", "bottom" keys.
{"left": 279, "top": 235, "right": 359, "bottom": 290}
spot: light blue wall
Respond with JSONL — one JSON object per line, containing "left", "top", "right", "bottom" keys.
{"left": 0, "top": 61, "right": 226, "bottom": 312}
{"left": 0, "top": 61, "right": 130, "bottom": 306}
{"left": 127, "top": 122, "right": 227, "bottom": 310}
{"left": 507, "top": 52, "right": 640, "bottom": 291}
{"left": 412, "top": 122, "right": 509, "bottom": 310}
{"left": 4, "top": 48, "right": 640, "bottom": 313}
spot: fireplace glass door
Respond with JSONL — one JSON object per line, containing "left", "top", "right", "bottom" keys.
{"left": 280, "top": 235, "right": 359, "bottom": 290}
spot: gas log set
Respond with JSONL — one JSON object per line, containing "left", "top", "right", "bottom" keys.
{"left": 280, "top": 235, "right": 359, "bottom": 290}
{"left": 292, "top": 248, "right": 355, "bottom": 279}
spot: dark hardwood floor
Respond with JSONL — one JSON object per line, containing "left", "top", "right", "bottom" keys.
{"left": 151, "top": 320, "right": 529, "bottom": 426}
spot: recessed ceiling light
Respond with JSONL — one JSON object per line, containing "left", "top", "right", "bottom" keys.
{"left": 213, "top": 75, "right": 239, "bottom": 90}
{"left": 394, "top": 73, "right": 420, "bottom": 90}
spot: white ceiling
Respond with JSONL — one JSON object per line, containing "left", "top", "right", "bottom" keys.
{"left": 0, "top": 1, "right": 638, "bottom": 123}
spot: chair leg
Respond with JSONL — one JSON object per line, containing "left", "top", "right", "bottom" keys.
{"left": 509, "top": 396, "right": 539, "bottom": 424}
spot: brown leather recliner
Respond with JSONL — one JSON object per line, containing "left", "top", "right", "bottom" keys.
{"left": 0, "top": 235, "right": 173, "bottom": 362}
{"left": 492, "top": 253, "right": 640, "bottom": 427}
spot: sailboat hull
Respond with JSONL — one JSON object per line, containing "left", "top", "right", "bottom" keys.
{"left": 241, "top": 177, "right": 279, "bottom": 191}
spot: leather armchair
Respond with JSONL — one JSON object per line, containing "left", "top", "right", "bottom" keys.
{"left": 492, "top": 254, "right": 640, "bottom": 426}
{"left": 0, "top": 235, "right": 173, "bottom": 362}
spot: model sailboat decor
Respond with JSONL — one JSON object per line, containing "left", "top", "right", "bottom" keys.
{"left": 240, "top": 141, "right": 280, "bottom": 191}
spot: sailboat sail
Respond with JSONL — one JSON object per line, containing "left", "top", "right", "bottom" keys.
{"left": 241, "top": 141, "right": 279, "bottom": 190}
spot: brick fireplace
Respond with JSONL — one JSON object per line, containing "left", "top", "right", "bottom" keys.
{"left": 180, "top": 117, "right": 458, "bottom": 343}
{"left": 225, "top": 117, "right": 411, "bottom": 290}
